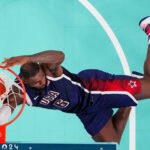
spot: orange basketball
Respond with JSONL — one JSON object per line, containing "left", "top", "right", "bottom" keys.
{"left": 0, "top": 79, "right": 6, "bottom": 96}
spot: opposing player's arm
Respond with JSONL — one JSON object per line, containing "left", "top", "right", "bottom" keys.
{"left": 1, "top": 50, "right": 65, "bottom": 70}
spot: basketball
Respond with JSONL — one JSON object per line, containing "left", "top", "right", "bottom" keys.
{"left": 0, "top": 79, "right": 6, "bottom": 96}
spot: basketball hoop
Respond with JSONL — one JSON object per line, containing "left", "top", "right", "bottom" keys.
{"left": 0, "top": 66, "right": 26, "bottom": 143}
{"left": 0, "top": 79, "right": 6, "bottom": 108}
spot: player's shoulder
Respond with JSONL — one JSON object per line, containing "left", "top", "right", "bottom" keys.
{"left": 42, "top": 64, "right": 64, "bottom": 77}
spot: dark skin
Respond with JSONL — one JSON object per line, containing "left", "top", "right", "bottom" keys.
{"left": 2, "top": 51, "right": 64, "bottom": 112}
{"left": 92, "top": 45, "right": 150, "bottom": 143}
{"left": 3, "top": 85, "right": 24, "bottom": 112}
{"left": 1, "top": 46, "right": 150, "bottom": 144}
{"left": 23, "top": 68, "right": 46, "bottom": 89}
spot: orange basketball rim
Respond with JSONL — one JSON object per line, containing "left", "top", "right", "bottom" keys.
{"left": 0, "top": 66, "right": 26, "bottom": 143}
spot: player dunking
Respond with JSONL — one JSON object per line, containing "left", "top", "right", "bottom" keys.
{"left": 0, "top": 17, "right": 150, "bottom": 144}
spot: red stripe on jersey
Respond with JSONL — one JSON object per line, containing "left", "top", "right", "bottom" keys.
{"left": 83, "top": 78, "right": 141, "bottom": 95}
{"left": 146, "top": 27, "right": 150, "bottom": 35}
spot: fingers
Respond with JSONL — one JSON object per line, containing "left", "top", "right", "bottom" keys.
{"left": 1, "top": 56, "right": 28, "bottom": 69}
{"left": 3, "top": 61, "right": 14, "bottom": 69}
{"left": 0, "top": 58, "right": 13, "bottom": 69}
{"left": 0, "top": 58, "right": 8, "bottom": 65}
{"left": 3, "top": 64, "right": 14, "bottom": 70}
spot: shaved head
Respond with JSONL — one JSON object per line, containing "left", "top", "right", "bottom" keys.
{"left": 20, "top": 62, "right": 40, "bottom": 79}
{"left": 20, "top": 62, "right": 46, "bottom": 91}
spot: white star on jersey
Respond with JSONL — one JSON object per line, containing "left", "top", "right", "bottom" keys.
{"left": 128, "top": 80, "right": 137, "bottom": 88}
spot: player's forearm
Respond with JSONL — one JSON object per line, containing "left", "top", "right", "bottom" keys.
{"left": 1, "top": 50, "right": 65, "bottom": 69}
{"left": 29, "top": 50, "right": 65, "bottom": 65}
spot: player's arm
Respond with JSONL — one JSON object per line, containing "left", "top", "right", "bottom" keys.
{"left": 92, "top": 107, "right": 131, "bottom": 144}
{"left": 0, "top": 87, "right": 24, "bottom": 125}
{"left": 5, "top": 86, "right": 24, "bottom": 112}
{"left": 30, "top": 50, "right": 65, "bottom": 74}
{"left": 1, "top": 50, "right": 65, "bottom": 69}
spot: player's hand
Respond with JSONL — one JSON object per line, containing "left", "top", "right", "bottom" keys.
{"left": 0, "top": 56, "right": 30, "bottom": 69}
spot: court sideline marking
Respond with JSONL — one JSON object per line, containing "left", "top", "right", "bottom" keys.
{"left": 78, "top": 0, "right": 136, "bottom": 150}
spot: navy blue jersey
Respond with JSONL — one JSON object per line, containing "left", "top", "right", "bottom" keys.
{"left": 17, "top": 67, "right": 141, "bottom": 136}
{"left": 24, "top": 67, "right": 93, "bottom": 114}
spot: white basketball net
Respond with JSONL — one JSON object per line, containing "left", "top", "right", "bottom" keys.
{"left": 0, "top": 72, "right": 24, "bottom": 111}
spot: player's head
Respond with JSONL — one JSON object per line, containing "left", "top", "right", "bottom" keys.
{"left": 20, "top": 62, "right": 46, "bottom": 89}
